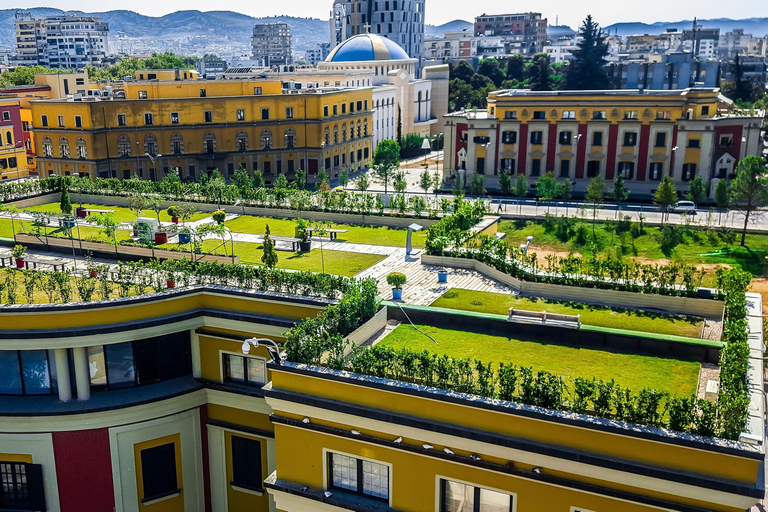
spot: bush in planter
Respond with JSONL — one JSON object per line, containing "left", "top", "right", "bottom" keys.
{"left": 167, "top": 206, "right": 179, "bottom": 223}
{"left": 12, "top": 244, "right": 26, "bottom": 261}
{"left": 386, "top": 272, "right": 407, "bottom": 290}
{"left": 212, "top": 210, "right": 226, "bottom": 224}
{"left": 295, "top": 217, "right": 310, "bottom": 241}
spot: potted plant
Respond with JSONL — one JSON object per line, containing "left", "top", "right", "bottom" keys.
{"left": 12, "top": 245, "right": 27, "bottom": 269}
{"left": 86, "top": 253, "right": 98, "bottom": 278}
{"left": 295, "top": 218, "right": 312, "bottom": 252}
{"left": 178, "top": 227, "right": 192, "bottom": 244}
{"left": 432, "top": 235, "right": 450, "bottom": 282}
{"left": 387, "top": 272, "right": 407, "bottom": 300}
{"left": 75, "top": 206, "right": 87, "bottom": 218}
{"left": 154, "top": 230, "right": 168, "bottom": 244}
{"left": 167, "top": 206, "right": 179, "bottom": 224}
{"left": 212, "top": 210, "right": 226, "bottom": 225}
{"left": 165, "top": 268, "right": 176, "bottom": 289}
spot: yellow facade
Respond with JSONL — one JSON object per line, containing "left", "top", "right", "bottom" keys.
{"left": 30, "top": 81, "right": 374, "bottom": 182}
{"left": 134, "top": 69, "right": 200, "bottom": 81}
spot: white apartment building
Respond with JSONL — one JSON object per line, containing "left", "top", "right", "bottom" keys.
{"left": 306, "top": 43, "right": 332, "bottom": 67}
{"left": 14, "top": 12, "right": 109, "bottom": 69}
{"left": 543, "top": 44, "right": 576, "bottom": 63}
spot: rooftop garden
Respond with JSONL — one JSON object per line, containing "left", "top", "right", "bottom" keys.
{"left": 431, "top": 288, "right": 704, "bottom": 338}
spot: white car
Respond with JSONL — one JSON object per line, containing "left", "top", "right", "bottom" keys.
{"left": 670, "top": 201, "right": 697, "bottom": 215}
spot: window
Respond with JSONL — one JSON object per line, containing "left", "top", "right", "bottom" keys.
{"left": 170, "top": 112, "right": 179, "bottom": 124}
{"left": 501, "top": 158, "right": 515, "bottom": 171}
{"left": 560, "top": 159, "right": 571, "bottom": 178}
{"left": 199, "top": 89, "right": 207, "bottom": 97}
{"left": 357, "top": 101, "right": 363, "bottom": 111}
{"left": 587, "top": 160, "right": 601, "bottom": 178}
{"left": 719, "top": 134, "right": 734, "bottom": 147}
{"left": 501, "top": 131, "right": 517, "bottom": 144}
{"left": 0, "top": 461, "right": 46, "bottom": 511}
{"left": 76, "top": 138, "right": 87, "bottom": 159}
{"left": 592, "top": 111, "right": 607, "bottom": 120}
{"left": 285, "top": 128, "right": 296, "bottom": 149}
{"left": 171, "top": 133, "right": 184, "bottom": 155}
{"left": 254, "top": 87, "right": 262, "bottom": 95}
{"left": 235, "top": 131, "right": 248, "bottom": 151}
{"left": 1, "top": 111, "right": 9, "bottom": 121}
{"left": 204, "top": 111, "right": 213, "bottom": 123}
{"left": 261, "top": 129, "right": 273, "bottom": 150}
{"left": 231, "top": 436, "right": 263, "bottom": 491}
{"left": 656, "top": 111, "right": 671, "bottom": 120}
{"left": 329, "top": 453, "right": 389, "bottom": 501}
{"left": 655, "top": 132, "right": 667, "bottom": 148}
{"left": 59, "top": 137, "right": 70, "bottom": 159}
{"left": 138, "top": 90, "right": 147, "bottom": 99}
{"left": 618, "top": 161, "right": 635, "bottom": 179}
{"left": 261, "top": 108, "right": 270, "bottom": 120}
{"left": 504, "top": 111, "right": 517, "bottom": 120}
{"left": 237, "top": 109, "right": 245, "bottom": 121}
{"left": 333, "top": 105, "right": 338, "bottom": 116}
{"left": 204, "top": 132, "right": 216, "bottom": 154}
{"left": 440, "top": 479, "right": 513, "bottom": 512}
{"left": 682, "top": 163, "right": 697, "bottom": 181}
{"left": 144, "top": 113, "right": 153, "bottom": 126}
{"left": 623, "top": 132, "right": 637, "bottom": 147}
{"left": 701, "top": 106, "right": 710, "bottom": 116}
{"left": 530, "top": 159, "right": 541, "bottom": 177}
{"left": 559, "top": 131, "right": 572, "bottom": 145}
{"left": 532, "top": 111, "right": 546, "bottom": 120}
{"left": 592, "top": 132, "right": 603, "bottom": 146}
{"left": 562, "top": 110, "right": 576, "bottom": 119}
{"left": 41, "top": 115, "right": 48, "bottom": 127}
{"left": 286, "top": 107, "right": 294, "bottom": 119}
{"left": 687, "top": 139, "right": 700, "bottom": 148}
{"left": 117, "top": 136, "right": 132, "bottom": 157}
{"left": 140, "top": 443, "right": 178, "bottom": 502}
{"left": 624, "top": 110, "right": 638, "bottom": 120}
{"left": 224, "top": 354, "right": 267, "bottom": 386}
{"left": 75, "top": 115, "right": 82, "bottom": 128}
{"left": 57, "top": 115, "right": 65, "bottom": 127}
{"left": 324, "top": 105, "right": 329, "bottom": 117}
{"left": 117, "top": 114, "right": 126, "bottom": 126}
{"left": 42, "top": 137, "right": 53, "bottom": 158}
{"left": 530, "top": 131, "right": 543, "bottom": 145}
{"left": 649, "top": 162, "right": 663, "bottom": 181}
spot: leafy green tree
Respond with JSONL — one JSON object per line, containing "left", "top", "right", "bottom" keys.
{"left": 470, "top": 174, "right": 486, "bottom": 195}
{"left": 252, "top": 169, "right": 265, "bottom": 189}
{"left": 585, "top": 176, "right": 606, "bottom": 239}
{"left": 420, "top": 165, "right": 433, "bottom": 195}
{"left": 612, "top": 174, "right": 630, "bottom": 204}
{"left": 355, "top": 173, "right": 370, "bottom": 192}
{"left": 470, "top": 73, "right": 494, "bottom": 91}
{"left": 730, "top": 156, "right": 768, "bottom": 246}
{"left": 261, "top": 225, "right": 278, "bottom": 269}
{"left": 714, "top": 179, "right": 731, "bottom": 209}
{"left": 274, "top": 173, "right": 289, "bottom": 191}
{"left": 295, "top": 168, "right": 307, "bottom": 190}
{"left": 393, "top": 171, "right": 408, "bottom": 193}
{"left": 316, "top": 168, "right": 330, "bottom": 191}
{"left": 232, "top": 166, "right": 251, "bottom": 194}
{"left": 145, "top": 195, "right": 164, "bottom": 223}
{"left": 686, "top": 175, "right": 708, "bottom": 205}
{"left": 0, "top": 66, "right": 73, "bottom": 87}
{"left": 451, "top": 60, "right": 475, "bottom": 82}
{"left": 529, "top": 53, "right": 553, "bottom": 91}
{"left": 499, "top": 170, "right": 512, "bottom": 194}
{"left": 566, "top": 15, "right": 611, "bottom": 90}
{"left": 535, "top": 172, "right": 558, "bottom": 200}
{"left": 372, "top": 139, "right": 401, "bottom": 194}
{"left": 513, "top": 174, "right": 529, "bottom": 212}
{"left": 653, "top": 176, "right": 679, "bottom": 224}
{"left": 556, "top": 179, "right": 573, "bottom": 215}
{"left": 59, "top": 185, "right": 72, "bottom": 215}
{"left": 505, "top": 55, "right": 526, "bottom": 81}
{"left": 477, "top": 59, "right": 505, "bottom": 87}
{"left": 338, "top": 168, "right": 349, "bottom": 190}
{"left": 92, "top": 212, "right": 120, "bottom": 257}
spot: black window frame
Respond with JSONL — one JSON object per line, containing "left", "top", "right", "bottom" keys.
{"left": 530, "top": 158, "right": 541, "bottom": 177}
{"left": 687, "top": 139, "right": 701, "bottom": 148}
{"left": 559, "top": 131, "right": 572, "bottom": 146}
{"left": 592, "top": 132, "right": 603, "bottom": 146}
{"left": 623, "top": 132, "right": 637, "bottom": 147}
{"left": 501, "top": 131, "right": 517, "bottom": 145}
{"left": 439, "top": 479, "right": 513, "bottom": 512}
{"left": 170, "top": 112, "right": 180, "bottom": 124}
{"left": 223, "top": 353, "right": 267, "bottom": 387}
{"left": 204, "top": 111, "right": 213, "bottom": 123}
{"left": 655, "top": 132, "right": 667, "bottom": 148}
{"left": 0, "top": 350, "right": 56, "bottom": 396}
{"left": 530, "top": 131, "right": 543, "bottom": 145}
{"left": 261, "top": 108, "right": 270, "bottom": 121}
{"left": 0, "top": 461, "right": 46, "bottom": 511}
{"left": 231, "top": 435, "right": 263, "bottom": 492}
{"left": 237, "top": 109, "right": 246, "bottom": 121}
{"left": 559, "top": 159, "right": 570, "bottom": 178}
{"left": 682, "top": 163, "right": 697, "bottom": 182}
{"left": 587, "top": 160, "right": 601, "bottom": 178}
{"left": 328, "top": 452, "right": 389, "bottom": 502}
{"left": 199, "top": 89, "right": 207, "bottom": 97}
{"left": 140, "top": 443, "right": 179, "bottom": 503}
{"left": 618, "top": 161, "right": 635, "bottom": 179}
{"left": 649, "top": 162, "right": 663, "bottom": 181}
{"left": 144, "top": 113, "right": 153, "bottom": 126}
{"left": 532, "top": 111, "right": 546, "bottom": 120}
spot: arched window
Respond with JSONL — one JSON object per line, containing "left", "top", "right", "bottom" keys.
{"left": 284, "top": 128, "right": 296, "bottom": 149}
{"left": 171, "top": 133, "right": 184, "bottom": 155}
{"left": 333, "top": 125, "right": 339, "bottom": 144}
{"left": 260, "top": 129, "right": 272, "bottom": 150}
{"left": 117, "top": 135, "right": 131, "bottom": 157}
{"left": 418, "top": 91, "right": 423, "bottom": 121}
{"left": 76, "top": 138, "right": 87, "bottom": 160}
{"left": 59, "top": 137, "right": 70, "bottom": 159}
{"left": 5, "top": 132, "right": 11, "bottom": 146}
{"left": 324, "top": 127, "right": 330, "bottom": 146}
{"left": 341, "top": 123, "right": 347, "bottom": 142}
{"left": 236, "top": 130, "right": 248, "bottom": 151}
{"left": 204, "top": 132, "right": 216, "bottom": 154}
{"left": 144, "top": 134, "right": 157, "bottom": 156}
{"left": 364, "top": 119, "right": 368, "bottom": 137}
{"left": 42, "top": 136, "right": 52, "bottom": 158}
{"left": 350, "top": 123, "right": 355, "bottom": 140}
{"left": 357, "top": 120, "right": 362, "bottom": 138}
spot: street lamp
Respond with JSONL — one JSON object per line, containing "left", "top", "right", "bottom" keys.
{"left": 421, "top": 137, "right": 431, "bottom": 168}
{"left": 242, "top": 337, "right": 284, "bottom": 365}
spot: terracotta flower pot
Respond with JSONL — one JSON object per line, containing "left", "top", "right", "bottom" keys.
{"left": 166, "top": 280, "right": 176, "bottom": 289}
{"left": 15, "top": 258, "right": 24, "bottom": 269}
{"left": 154, "top": 232, "right": 168, "bottom": 244}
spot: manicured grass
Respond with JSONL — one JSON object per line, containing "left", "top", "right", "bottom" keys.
{"left": 225, "top": 215, "right": 427, "bottom": 248}
{"left": 0, "top": 218, "right": 14, "bottom": 239}
{"left": 157, "top": 239, "right": 385, "bottom": 277}
{"left": 431, "top": 289, "right": 704, "bottom": 337}
{"left": 378, "top": 324, "right": 701, "bottom": 397}
{"left": 23, "top": 202, "right": 209, "bottom": 224}
{"left": 0, "top": 268, "right": 121, "bottom": 305}
{"left": 499, "top": 219, "right": 768, "bottom": 286}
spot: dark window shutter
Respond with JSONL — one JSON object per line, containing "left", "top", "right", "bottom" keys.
{"left": 26, "top": 464, "right": 47, "bottom": 511}
{"left": 231, "top": 436, "right": 262, "bottom": 490}
{"left": 140, "top": 443, "right": 178, "bottom": 500}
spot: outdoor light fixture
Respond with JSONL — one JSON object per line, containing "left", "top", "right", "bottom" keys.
{"left": 406, "top": 223, "right": 423, "bottom": 255}
{"left": 532, "top": 467, "right": 543, "bottom": 474}
{"left": 241, "top": 337, "right": 284, "bottom": 365}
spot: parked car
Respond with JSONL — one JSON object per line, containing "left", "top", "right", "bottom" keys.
{"left": 669, "top": 201, "right": 697, "bottom": 215}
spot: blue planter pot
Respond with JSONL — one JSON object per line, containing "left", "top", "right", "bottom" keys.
{"left": 392, "top": 289, "right": 402, "bottom": 300}
{"left": 178, "top": 232, "right": 191, "bottom": 244}
{"left": 63, "top": 219, "right": 75, "bottom": 229}
{"left": 438, "top": 271, "right": 448, "bottom": 283}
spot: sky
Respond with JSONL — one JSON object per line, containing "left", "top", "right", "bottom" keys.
{"left": 2, "top": 0, "right": 767, "bottom": 28}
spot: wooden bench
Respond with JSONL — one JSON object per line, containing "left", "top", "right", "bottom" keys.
{"left": 0, "top": 257, "right": 66, "bottom": 271}
{"left": 86, "top": 209, "right": 116, "bottom": 216}
{"left": 508, "top": 307, "right": 581, "bottom": 329}
{"left": 306, "top": 228, "right": 349, "bottom": 240}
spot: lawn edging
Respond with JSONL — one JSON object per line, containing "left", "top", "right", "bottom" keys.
{"left": 422, "top": 254, "right": 724, "bottom": 318}
{"left": 383, "top": 301, "right": 722, "bottom": 364}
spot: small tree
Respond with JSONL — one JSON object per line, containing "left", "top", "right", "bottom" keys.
{"left": 261, "top": 224, "right": 278, "bottom": 269}
{"left": 585, "top": 176, "right": 605, "bottom": 239}
{"left": 92, "top": 212, "right": 120, "bottom": 257}
{"left": 653, "top": 176, "right": 678, "bottom": 224}
{"left": 146, "top": 195, "right": 164, "bottom": 223}
{"left": 470, "top": 174, "right": 486, "bottom": 195}
{"left": 730, "top": 156, "right": 768, "bottom": 246}
{"left": 128, "top": 194, "right": 147, "bottom": 223}
{"left": 59, "top": 185, "right": 72, "bottom": 215}
{"left": 294, "top": 168, "right": 307, "bottom": 190}
{"left": 372, "top": 139, "right": 401, "bottom": 194}
{"left": 338, "top": 168, "right": 349, "bottom": 190}
{"left": 556, "top": 180, "right": 573, "bottom": 215}
{"left": 499, "top": 170, "right": 512, "bottom": 195}
{"left": 714, "top": 179, "right": 731, "bottom": 225}
{"left": 535, "top": 172, "right": 557, "bottom": 201}
{"left": 252, "top": 169, "right": 265, "bottom": 189}
{"left": 177, "top": 203, "right": 196, "bottom": 225}
{"left": 420, "top": 165, "right": 433, "bottom": 196}
{"left": 612, "top": 174, "right": 630, "bottom": 205}
{"left": 686, "top": 175, "right": 708, "bottom": 205}
{"left": 393, "top": 171, "right": 407, "bottom": 193}
{"left": 355, "top": 174, "right": 370, "bottom": 192}
{"left": 316, "top": 168, "right": 330, "bottom": 192}
{"left": 513, "top": 174, "right": 528, "bottom": 213}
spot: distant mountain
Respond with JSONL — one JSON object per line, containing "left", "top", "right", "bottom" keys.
{"left": 0, "top": 8, "right": 472, "bottom": 56}
{"left": 603, "top": 17, "right": 768, "bottom": 38}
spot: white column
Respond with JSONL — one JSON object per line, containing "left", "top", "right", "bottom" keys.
{"left": 72, "top": 346, "right": 90, "bottom": 401}
{"left": 190, "top": 330, "right": 202, "bottom": 379}
{"left": 54, "top": 348, "right": 72, "bottom": 402}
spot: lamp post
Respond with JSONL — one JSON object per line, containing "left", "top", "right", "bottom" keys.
{"left": 421, "top": 137, "right": 431, "bottom": 168}
{"left": 242, "top": 337, "right": 284, "bottom": 365}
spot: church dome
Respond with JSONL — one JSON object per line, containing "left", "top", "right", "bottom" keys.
{"left": 326, "top": 33, "right": 410, "bottom": 62}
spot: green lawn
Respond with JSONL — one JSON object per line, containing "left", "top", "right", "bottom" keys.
{"left": 378, "top": 324, "right": 700, "bottom": 397}
{"left": 23, "top": 202, "right": 209, "bottom": 224}
{"left": 157, "top": 239, "right": 385, "bottom": 277}
{"left": 499, "top": 219, "right": 768, "bottom": 286}
{"left": 225, "top": 215, "right": 427, "bottom": 248}
{"left": 431, "top": 289, "right": 704, "bottom": 337}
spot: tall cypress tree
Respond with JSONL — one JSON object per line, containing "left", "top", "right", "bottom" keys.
{"left": 566, "top": 15, "right": 611, "bottom": 90}
{"left": 529, "top": 53, "right": 553, "bottom": 91}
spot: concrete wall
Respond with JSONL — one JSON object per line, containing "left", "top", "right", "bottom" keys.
{"left": 422, "top": 254, "right": 724, "bottom": 318}
{"left": 344, "top": 306, "right": 388, "bottom": 356}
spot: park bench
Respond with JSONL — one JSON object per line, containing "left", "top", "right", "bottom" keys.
{"left": 0, "top": 256, "right": 67, "bottom": 271}
{"left": 269, "top": 235, "right": 302, "bottom": 252}
{"left": 507, "top": 307, "right": 581, "bottom": 329}
{"left": 86, "top": 208, "right": 116, "bottom": 217}
{"left": 306, "top": 228, "right": 349, "bottom": 241}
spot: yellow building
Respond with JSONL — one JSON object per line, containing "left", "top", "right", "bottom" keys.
{"left": 0, "top": 96, "right": 32, "bottom": 180}
{"left": 30, "top": 78, "right": 374, "bottom": 183}
{"left": 134, "top": 69, "right": 200, "bottom": 81}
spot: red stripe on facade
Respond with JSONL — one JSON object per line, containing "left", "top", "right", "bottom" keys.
{"left": 546, "top": 123, "right": 558, "bottom": 172}
{"left": 53, "top": 429, "right": 115, "bottom": 512}
{"left": 456, "top": 123, "right": 468, "bottom": 169}
{"left": 575, "top": 124, "right": 588, "bottom": 179}
{"left": 715, "top": 124, "right": 743, "bottom": 162}
{"left": 637, "top": 124, "right": 651, "bottom": 181}
{"left": 606, "top": 124, "right": 619, "bottom": 180}
{"left": 518, "top": 124, "right": 529, "bottom": 175}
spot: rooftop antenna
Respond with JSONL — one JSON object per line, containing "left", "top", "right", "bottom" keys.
{"left": 555, "top": 15, "right": 558, "bottom": 26}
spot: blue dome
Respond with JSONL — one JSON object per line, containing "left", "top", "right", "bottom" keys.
{"left": 327, "top": 34, "right": 410, "bottom": 62}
